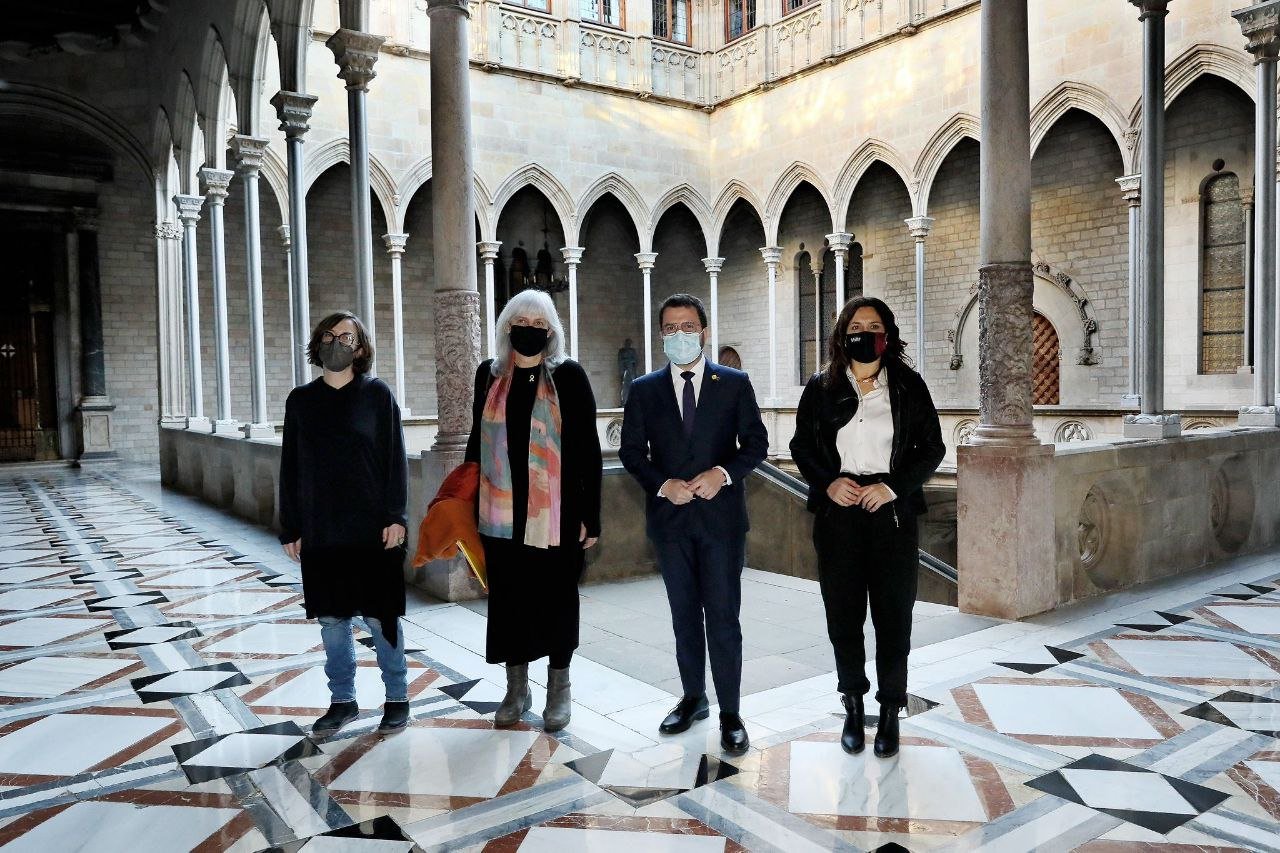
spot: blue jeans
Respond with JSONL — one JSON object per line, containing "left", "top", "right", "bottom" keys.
{"left": 318, "top": 614, "right": 408, "bottom": 704}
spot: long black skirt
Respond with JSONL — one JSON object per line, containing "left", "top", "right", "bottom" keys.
{"left": 481, "top": 533, "right": 583, "bottom": 664}
{"left": 300, "top": 543, "right": 407, "bottom": 646}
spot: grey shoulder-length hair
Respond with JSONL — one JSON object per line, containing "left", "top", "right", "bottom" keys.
{"left": 491, "top": 289, "right": 568, "bottom": 376}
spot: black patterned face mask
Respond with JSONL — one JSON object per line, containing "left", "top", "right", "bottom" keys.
{"left": 843, "top": 331, "right": 887, "bottom": 364}
{"left": 319, "top": 340, "right": 356, "bottom": 372}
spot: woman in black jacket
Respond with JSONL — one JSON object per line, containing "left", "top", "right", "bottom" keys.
{"left": 789, "top": 296, "right": 945, "bottom": 758}
{"left": 464, "top": 289, "right": 602, "bottom": 733}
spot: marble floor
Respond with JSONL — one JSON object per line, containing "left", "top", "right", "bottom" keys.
{"left": 1, "top": 467, "right": 1279, "bottom": 851}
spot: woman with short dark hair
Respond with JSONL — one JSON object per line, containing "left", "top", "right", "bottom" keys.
{"left": 279, "top": 311, "right": 410, "bottom": 738}
{"left": 789, "top": 297, "right": 945, "bottom": 757}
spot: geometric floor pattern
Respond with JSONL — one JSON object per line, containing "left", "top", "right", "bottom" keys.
{"left": 1, "top": 468, "right": 1280, "bottom": 851}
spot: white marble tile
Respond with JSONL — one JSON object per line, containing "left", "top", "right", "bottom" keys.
{"left": 543, "top": 654, "right": 670, "bottom": 716}
{"left": 0, "top": 565, "right": 67, "bottom": 584}
{"left": 597, "top": 743, "right": 705, "bottom": 789}
{"left": 1204, "top": 604, "right": 1280, "bottom": 635}
{"left": 1244, "top": 759, "right": 1280, "bottom": 791}
{"left": 109, "top": 625, "right": 196, "bottom": 645}
{"left": 248, "top": 765, "right": 332, "bottom": 839}
{"left": 170, "top": 590, "right": 298, "bottom": 616}
{"left": 0, "top": 587, "right": 85, "bottom": 611}
{"left": 519, "top": 827, "right": 726, "bottom": 852}
{"left": 300, "top": 838, "right": 415, "bottom": 852}
{"left": 1060, "top": 768, "right": 1198, "bottom": 814}
{"left": 202, "top": 622, "right": 322, "bottom": 655}
{"left": 143, "top": 668, "right": 238, "bottom": 695}
{"left": 139, "top": 567, "right": 256, "bottom": 587}
{"left": 0, "top": 712, "right": 173, "bottom": 775}
{"left": 0, "top": 549, "right": 62, "bottom": 565}
{"left": 0, "top": 656, "right": 132, "bottom": 697}
{"left": 185, "top": 731, "right": 304, "bottom": 768}
{"left": 0, "top": 534, "right": 49, "bottom": 548}
{"left": 88, "top": 593, "right": 162, "bottom": 609}
{"left": 787, "top": 741, "right": 987, "bottom": 822}
{"left": 121, "top": 549, "right": 225, "bottom": 568}
{"left": 1107, "top": 639, "right": 1280, "bottom": 680}
{"left": 0, "top": 615, "right": 111, "bottom": 646}
{"left": 332, "top": 727, "right": 539, "bottom": 797}
{"left": 973, "top": 683, "right": 1162, "bottom": 739}
{"left": 1212, "top": 700, "right": 1280, "bottom": 732}
{"left": 252, "top": 664, "right": 400, "bottom": 709}
{"left": 0, "top": 801, "right": 241, "bottom": 853}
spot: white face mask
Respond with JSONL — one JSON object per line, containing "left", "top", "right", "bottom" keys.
{"left": 662, "top": 331, "right": 703, "bottom": 366}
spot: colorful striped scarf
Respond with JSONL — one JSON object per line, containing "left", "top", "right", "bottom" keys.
{"left": 478, "top": 365, "right": 563, "bottom": 549}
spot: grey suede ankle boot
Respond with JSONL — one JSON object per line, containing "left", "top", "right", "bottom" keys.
{"left": 494, "top": 663, "right": 531, "bottom": 727}
{"left": 542, "top": 666, "right": 571, "bottom": 732}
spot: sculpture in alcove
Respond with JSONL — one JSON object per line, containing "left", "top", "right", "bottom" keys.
{"left": 508, "top": 242, "right": 530, "bottom": 294}
{"left": 618, "top": 338, "right": 638, "bottom": 406}
{"left": 535, "top": 241, "right": 555, "bottom": 287}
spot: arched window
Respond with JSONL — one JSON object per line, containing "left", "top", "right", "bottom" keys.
{"left": 1200, "top": 170, "right": 1247, "bottom": 374}
{"left": 797, "top": 250, "right": 817, "bottom": 379}
{"left": 1032, "top": 312, "right": 1060, "bottom": 406}
{"left": 653, "top": 0, "right": 690, "bottom": 43}
{"left": 726, "top": 0, "right": 756, "bottom": 40}
{"left": 847, "top": 242, "right": 864, "bottom": 300}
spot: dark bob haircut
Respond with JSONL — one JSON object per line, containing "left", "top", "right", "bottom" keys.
{"left": 822, "top": 295, "right": 913, "bottom": 387}
{"left": 658, "top": 293, "right": 709, "bottom": 329}
{"left": 307, "top": 311, "right": 374, "bottom": 375}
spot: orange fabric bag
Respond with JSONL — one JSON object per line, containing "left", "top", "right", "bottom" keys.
{"left": 413, "top": 461, "right": 487, "bottom": 589}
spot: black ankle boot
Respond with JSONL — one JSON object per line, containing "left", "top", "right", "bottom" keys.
{"left": 379, "top": 701, "right": 410, "bottom": 734}
{"left": 840, "top": 694, "right": 865, "bottom": 754}
{"left": 874, "top": 703, "right": 900, "bottom": 757}
{"left": 313, "top": 701, "right": 359, "bottom": 737}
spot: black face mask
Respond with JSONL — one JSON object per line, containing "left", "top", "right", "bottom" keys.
{"left": 319, "top": 340, "right": 356, "bottom": 372}
{"left": 843, "top": 331, "right": 888, "bottom": 364}
{"left": 510, "top": 325, "right": 549, "bottom": 357}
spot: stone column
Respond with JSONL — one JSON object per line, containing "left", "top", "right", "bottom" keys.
{"left": 326, "top": 29, "right": 386, "bottom": 364}
{"left": 478, "top": 241, "right": 501, "bottom": 357}
{"left": 230, "top": 135, "right": 274, "bottom": 440}
{"left": 1125, "top": 0, "right": 1181, "bottom": 437}
{"left": 810, "top": 253, "right": 825, "bottom": 372}
{"left": 563, "top": 246, "right": 585, "bottom": 359}
{"left": 826, "top": 232, "right": 852, "bottom": 308}
{"left": 702, "top": 256, "right": 724, "bottom": 356}
{"left": 75, "top": 208, "right": 116, "bottom": 458}
{"left": 271, "top": 91, "right": 319, "bottom": 388}
{"left": 956, "top": 0, "right": 1055, "bottom": 620}
{"left": 1116, "top": 174, "right": 1143, "bottom": 402}
{"left": 383, "top": 232, "right": 412, "bottom": 416}
{"left": 761, "top": 246, "right": 782, "bottom": 402}
{"left": 199, "top": 168, "right": 238, "bottom": 435}
{"left": 174, "top": 194, "right": 210, "bottom": 431}
{"left": 636, "top": 252, "right": 658, "bottom": 372}
{"left": 1241, "top": 188, "right": 1254, "bottom": 370}
{"left": 1235, "top": 1, "right": 1280, "bottom": 426}
{"left": 155, "top": 218, "right": 185, "bottom": 427}
{"left": 279, "top": 225, "right": 295, "bottom": 378}
{"left": 905, "top": 217, "right": 934, "bottom": 374}
{"left": 427, "top": 0, "right": 481, "bottom": 454}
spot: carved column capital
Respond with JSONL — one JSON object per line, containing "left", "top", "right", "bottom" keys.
{"left": 759, "top": 245, "right": 782, "bottom": 266}
{"left": 172, "top": 194, "right": 204, "bottom": 225}
{"left": 229, "top": 135, "right": 270, "bottom": 176}
{"left": 1129, "top": 0, "right": 1169, "bottom": 21}
{"left": 199, "top": 167, "right": 234, "bottom": 203}
{"left": 278, "top": 224, "right": 291, "bottom": 250}
{"left": 155, "top": 221, "right": 182, "bottom": 241}
{"left": 904, "top": 216, "right": 934, "bottom": 240}
{"left": 634, "top": 251, "right": 658, "bottom": 271}
{"left": 701, "top": 256, "right": 725, "bottom": 274}
{"left": 478, "top": 240, "right": 502, "bottom": 261}
{"left": 72, "top": 206, "right": 99, "bottom": 232}
{"left": 1115, "top": 173, "right": 1141, "bottom": 204}
{"left": 825, "top": 232, "right": 853, "bottom": 253}
{"left": 270, "top": 90, "right": 319, "bottom": 139}
{"left": 1234, "top": 1, "right": 1280, "bottom": 62}
{"left": 383, "top": 232, "right": 409, "bottom": 255}
{"left": 326, "top": 29, "right": 386, "bottom": 92}
{"left": 560, "top": 245, "right": 584, "bottom": 265}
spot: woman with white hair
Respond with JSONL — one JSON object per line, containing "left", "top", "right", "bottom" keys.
{"left": 464, "top": 289, "right": 602, "bottom": 731}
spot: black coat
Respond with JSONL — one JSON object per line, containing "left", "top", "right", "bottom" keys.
{"left": 789, "top": 362, "right": 945, "bottom": 515}
{"left": 465, "top": 358, "right": 603, "bottom": 542}
{"left": 619, "top": 363, "right": 769, "bottom": 538}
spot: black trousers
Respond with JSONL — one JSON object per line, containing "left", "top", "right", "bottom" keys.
{"left": 654, "top": 528, "right": 745, "bottom": 714}
{"left": 813, "top": 492, "right": 918, "bottom": 707}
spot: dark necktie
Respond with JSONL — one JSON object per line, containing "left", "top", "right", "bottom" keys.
{"left": 681, "top": 371, "right": 696, "bottom": 437}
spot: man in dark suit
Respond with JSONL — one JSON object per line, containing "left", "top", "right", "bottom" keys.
{"left": 619, "top": 293, "right": 769, "bottom": 755}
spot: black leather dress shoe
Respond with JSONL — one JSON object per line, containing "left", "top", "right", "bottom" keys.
{"left": 719, "top": 713, "right": 749, "bottom": 755}
{"left": 659, "top": 695, "right": 710, "bottom": 734}
{"left": 874, "top": 703, "right": 900, "bottom": 757}
{"left": 379, "top": 701, "right": 410, "bottom": 733}
{"left": 313, "top": 701, "right": 359, "bottom": 737}
{"left": 840, "top": 693, "right": 865, "bottom": 754}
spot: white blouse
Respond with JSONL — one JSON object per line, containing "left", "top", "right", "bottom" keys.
{"left": 835, "top": 367, "right": 894, "bottom": 476}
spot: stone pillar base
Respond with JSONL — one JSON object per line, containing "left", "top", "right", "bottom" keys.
{"left": 241, "top": 423, "right": 274, "bottom": 440}
{"left": 1238, "top": 406, "right": 1280, "bottom": 427}
{"left": 957, "top": 441, "right": 1056, "bottom": 620}
{"left": 186, "top": 416, "right": 212, "bottom": 433}
{"left": 77, "top": 397, "right": 116, "bottom": 460}
{"left": 213, "top": 419, "right": 242, "bottom": 437}
{"left": 1122, "top": 413, "right": 1182, "bottom": 439}
{"left": 409, "top": 447, "right": 486, "bottom": 602}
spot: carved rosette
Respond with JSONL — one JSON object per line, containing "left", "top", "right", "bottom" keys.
{"left": 433, "top": 289, "right": 482, "bottom": 448}
{"left": 973, "top": 263, "right": 1036, "bottom": 441}
{"left": 326, "top": 29, "right": 386, "bottom": 92}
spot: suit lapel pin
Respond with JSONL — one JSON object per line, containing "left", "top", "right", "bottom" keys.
{"left": 710, "top": 373, "right": 719, "bottom": 381}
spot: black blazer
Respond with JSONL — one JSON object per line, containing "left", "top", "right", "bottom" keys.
{"left": 619, "top": 362, "right": 769, "bottom": 538}
{"left": 789, "top": 362, "right": 945, "bottom": 515}
{"left": 465, "top": 358, "right": 603, "bottom": 541}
